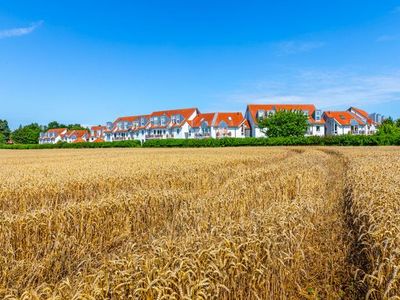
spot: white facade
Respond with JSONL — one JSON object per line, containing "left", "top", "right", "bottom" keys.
{"left": 39, "top": 129, "right": 67, "bottom": 144}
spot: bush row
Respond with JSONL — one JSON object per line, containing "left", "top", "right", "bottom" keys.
{"left": 0, "top": 140, "right": 141, "bottom": 150}
{"left": 1, "top": 135, "right": 400, "bottom": 150}
{"left": 142, "top": 135, "right": 400, "bottom": 147}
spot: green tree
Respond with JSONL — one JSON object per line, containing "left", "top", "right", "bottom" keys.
{"left": 377, "top": 122, "right": 400, "bottom": 135}
{"left": 381, "top": 117, "right": 394, "bottom": 126}
{"left": 47, "top": 121, "right": 66, "bottom": 130}
{"left": 46, "top": 121, "right": 86, "bottom": 131}
{"left": 12, "top": 123, "right": 42, "bottom": 144}
{"left": 259, "top": 110, "right": 309, "bottom": 137}
{"left": 0, "top": 119, "right": 11, "bottom": 143}
{"left": 395, "top": 118, "right": 400, "bottom": 128}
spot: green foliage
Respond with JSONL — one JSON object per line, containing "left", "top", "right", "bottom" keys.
{"left": 11, "top": 123, "right": 43, "bottom": 144}
{"left": 0, "top": 120, "right": 11, "bottom": 143}
{"left": 377, "top": 122, "right": 400, "bottom": 136}
{"left": 381, "top": 117, "right": 394, "bottom": 126}
{"left": 142, "top": 135, "right": 400, "bottom": 148}
{"left": 0, "top": 140, "right": 140, "bottom": 149}
{"left": 46, "top": 121, "right": 86, "bottom": 131}
{"left": 258, "top": 110, "right": 309, "bottom": 137}
{"left": 396, "top": 119, "right": 400, "bottom": 128}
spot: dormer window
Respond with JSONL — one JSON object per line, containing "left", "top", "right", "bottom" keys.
{"left": 257, "top": 110, "right": 265, "bottom": 120}
{"left": 315, "top": 110, "right": 322, "bottom": 121}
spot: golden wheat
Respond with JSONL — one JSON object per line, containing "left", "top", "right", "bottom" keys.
{"left": 0, "top": 147, "right": 399, "bottom": 299}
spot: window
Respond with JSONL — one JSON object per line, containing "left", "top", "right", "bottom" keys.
{"left": 177, "top": 128, "right": 180, "bottom": 134}
{"left": 316, "top": 126, "right": 320, "bottom": 132}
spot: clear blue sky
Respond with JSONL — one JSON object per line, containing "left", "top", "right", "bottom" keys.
{"left": 1, "top": 1, "right": 400, "bottom": 128}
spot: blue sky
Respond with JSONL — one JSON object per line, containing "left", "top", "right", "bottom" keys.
{"left": 1, "top": 1, "right": 400, "bottom": 128}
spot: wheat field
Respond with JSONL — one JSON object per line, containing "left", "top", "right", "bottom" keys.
{"left": 0, "top": 147, "right": 399, "bottom": 299}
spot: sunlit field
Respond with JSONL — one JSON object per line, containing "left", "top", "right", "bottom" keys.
{"left": 1, "top": 147, "right": 399, "bottom": 299}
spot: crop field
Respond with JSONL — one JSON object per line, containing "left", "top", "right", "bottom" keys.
{"left": 0, "top": 147, "right": 399, "bottom": 299}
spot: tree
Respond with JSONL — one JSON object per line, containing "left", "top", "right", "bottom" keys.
{"left": 377, "top": 122, "right": 400, "bottom": 135}
{"left": 396, "top": 118, "right": 400, "bottom": 128}
{"left": 0, "top": 119, "right": 11, "bottom": 143}
{"left": 259, "top": 110, "right": 309, "bottom": 137}
{"left": 11, "top": 123, "right": 42, "bottom": 144}
{"left": 46, "top": 121, "right": 86, "bottom": 131}
{"left": 381, "top": 117, "right": 394, "bottom": 126}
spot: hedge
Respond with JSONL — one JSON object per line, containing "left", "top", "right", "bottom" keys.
{"left": 0, "top": 140, "right": 141, "bottom": 149}
{"left": 1, "top": 135, "right": 400, "bottom": 149}
{"left": 142, "top": 135, "right": 400, "bottom": 147}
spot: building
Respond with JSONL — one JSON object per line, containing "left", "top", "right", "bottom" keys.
{"left": 188, "top": 112, "right": 250, "bottom": 138}
{"left": 62, "top": 130, "right": 90, "bottom": 143}
{"left": 323, "top": 107, "right": 376, "bottom": 136}
{"left": 245, "top": 104, "right": 325, "bottom": 137}
{"left": 39, "top": 128, "right": 68, "bottom": 144}
{"left": 89, "top": 125, "right": 107, "bottom": 142}
{"left": 369, "top": 112, "right": 385, "bottom": 124}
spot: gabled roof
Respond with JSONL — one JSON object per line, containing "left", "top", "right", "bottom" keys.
{"left": 214, "top": 112, "right": 249, "bottom": 128}
{"left": 323, "top": 111, "right": 365, "bottom": 126}
{"left": 150, "top": 107, "right": 199, "bottom": 128}
{"left": 73, "top": 137, "right": 86, "bottom": 143}
{"left": 348, "top": 107, "right": 374, "bottom": 125}
{"left": 246, "top": 104, "right": 324, "bottom": 124}
{"left": 66, "top": 130, "right": 89, "bottom": 138}
{"left": 190, "top": 113, "right": 215, "bottom": 127}
{"left": 190, "top": 112, "right": 249, "bottom": 128}
{"left": 46, "top": 128, "right": 67, "bottom": 135}
{"left": 114, "top": 115, "right": 139, "bottom": 123}
{"left": 93, "top": 138, "right": 105, "bottom": 143}
{"left": 91, "top": 125, "right": 106, "bottom": 131}
{"left": 150, "top": 107, "right": 198, "bottom": 118}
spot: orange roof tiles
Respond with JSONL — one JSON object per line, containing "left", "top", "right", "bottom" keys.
{"left": 349, "top": 107, "right": 374, "bottom": 125}
{"left": 191, "top": 112, "right": 249, "bottom": 128}
{"left": 46, "top": 128, "right": 67, "bottom": 135}
{"left": 114, "top": 116, "right": 139, "bottom": 123}
{"left": 150, "top": 108, "right": 198, "bottom": 118}
{"left": 247, "top": 104, "right": 324, "bottom": 124}
{"left": 73, "top": 137, "right": 86, "bottom": 143}
{"left": 93, "top": 138, "right": 105, "bottom": 143}
{"left": 324, "top": 111, "right": 364, "bottom": 125}
{"left": 190, "top": 113, "right": 215, "bottom": 127}
{"left": 214, "top": 112, "right": 249, "bottom": 127}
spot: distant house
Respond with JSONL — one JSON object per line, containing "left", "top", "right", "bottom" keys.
{"left": 39, "top": 128, "right": 68, "bottom": 144}
{"left": 245, "top": 104, "right": 325, "bottom": 137}
{"left": 62, "top": 130, "right": 90, "bottom": 143}
{"left": 89, "top": 125, "right": 107, "bottom": 142}
{"left": 104, "top": 116, "right": 137, "bottom": 142}
{"left": 323, "top": 107, "right": 377, "bottom": 136}
{"left": 144, "top": 108, "right": 199, "bottom": 140}
{"left": 188, "top": 112, "right": 250, "bottom": 139}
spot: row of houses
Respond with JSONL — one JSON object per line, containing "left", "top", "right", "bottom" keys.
{"left": 39, "top": 104, "right": 379, "bottom": 144}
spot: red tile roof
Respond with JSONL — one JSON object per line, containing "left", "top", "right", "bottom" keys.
{"left": 324, "top": 111, "right": 364, "bottom": 125}
{"left": 190, "top": 112, "right": 249, "bottom": 128}
{"left": 91, "top": 125, "right": 106, "bottom": 131}
{"left": 246, "top": 104, "right": 324, "bottom": 124}
{"left": 214, "top": 112, "right": 249, "bottom": 128}
{"left": 93, "top": 138, "right": 105, "bottom": 143}
{"left": 114, "top": 116, "right": 139, "bottom": 123}
{"left": 73, "top": 137, "right": 86, "bottom": 143}
{"left": 190, "top": 113, "right": 215, "bottom": 127}
{"left": 46, "top": 128, "right": 67, "bottom": 135}
{"left": 66, "top": 130, "right": 89, "bottom": 138}
{"left": 150, "top": 108, "right": 198, "bottom": 118}
{"left": 348, "top": 107, "right": 374, "bottom": 125}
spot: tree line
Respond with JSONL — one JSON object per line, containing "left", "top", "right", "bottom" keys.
{"left": 0, "top": 120, "right": 86, "bottom": 144}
